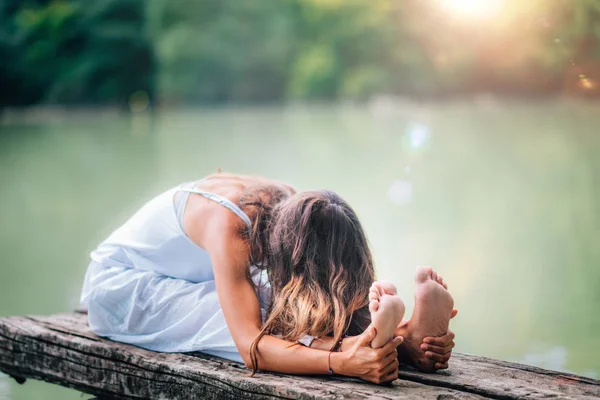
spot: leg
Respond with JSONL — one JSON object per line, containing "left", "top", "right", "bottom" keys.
{"left": 82, "top": 262, "right": 244, "bottom": 362}
{"left": 396, "top": 266, "right": 455, "bottom": 372}
{"left": 368, "top": 281, "right": 406, "bottom": 348}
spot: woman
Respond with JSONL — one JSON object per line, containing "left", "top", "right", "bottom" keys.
{"left": 81, "top": 173, "right": 456, "bottom": 384}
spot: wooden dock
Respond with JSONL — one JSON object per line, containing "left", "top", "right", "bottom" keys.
{"left": 0, "top": 312, "right": 599, "bottom": 399}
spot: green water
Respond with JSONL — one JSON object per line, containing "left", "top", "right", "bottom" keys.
{"left": 1, "top": 103, "right": 599, "bottom": 399}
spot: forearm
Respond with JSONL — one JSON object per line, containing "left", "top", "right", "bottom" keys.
{"left": 252, "top": 334, "right": 346, "bottom": 375}
{"left": 309, "top": 335, "right": 359, "bottom": 352}
{"left": 307, "top": 336, "right": 336, "bottom": 351}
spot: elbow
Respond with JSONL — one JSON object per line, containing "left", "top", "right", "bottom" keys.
{"left": 242, "top": 354, "right": 254, "bottom": 370}
{"left": 239, "top": 341, "right": 255, "bottom": 369}
{"left": 237, "top": 337, "right": 259, "bottom": 370}
{"left": 235, "top": 347, "right": 254, "bottom": 370}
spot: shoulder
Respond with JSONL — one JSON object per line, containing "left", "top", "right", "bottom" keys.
{"left": 184, "top": 200, "right": 250, "bottom": 270}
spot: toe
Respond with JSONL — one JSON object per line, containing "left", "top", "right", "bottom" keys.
{"left": 369, "top": 299, "right": 379, "bottom": 313}
{"left": 415, "top": 266, "right": 433, "bottom": 283}
{"left": 371, "top": 282, "right": 382, "bottom": 296}
{"left": 378, "top": 280, "right": 398, "bottom": 295}
{"left": 437, "top": 274, "right": 447, "bottom": 289}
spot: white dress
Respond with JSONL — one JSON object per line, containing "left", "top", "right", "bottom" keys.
{"left": 80, "top": 181, "right": 311, "bottom": 363}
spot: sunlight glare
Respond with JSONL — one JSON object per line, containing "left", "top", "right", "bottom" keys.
{"left": 440, "top": 0, "right": 503, "bottom": 19}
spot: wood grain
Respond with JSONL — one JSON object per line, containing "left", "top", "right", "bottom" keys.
{"left": 1, "top": 313, "right": 598, "bottom": 399}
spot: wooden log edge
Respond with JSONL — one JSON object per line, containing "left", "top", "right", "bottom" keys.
{"left": 1, "top": 313, "right": 599, "bottom": 399}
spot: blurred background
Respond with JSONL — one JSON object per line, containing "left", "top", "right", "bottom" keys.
{"left": 1, "top": 0, "right": 599, "bottom": 398}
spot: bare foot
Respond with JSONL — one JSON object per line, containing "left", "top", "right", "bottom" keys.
{"left": 368, "top": 281, "right": 406, "bottom": 349}
{"left": 396, "top": 266, "right": 454, "bottom": 372}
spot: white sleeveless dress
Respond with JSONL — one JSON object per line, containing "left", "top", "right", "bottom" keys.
{"left": 80, "top": 180, "right": 312, "bottom": 362}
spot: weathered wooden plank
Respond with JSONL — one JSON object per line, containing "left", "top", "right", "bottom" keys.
{"left": 0, "top": 313, "right": 481, "bottom": 400}
{"left": 0, "top": 313, "right": 598, "bottom": 400}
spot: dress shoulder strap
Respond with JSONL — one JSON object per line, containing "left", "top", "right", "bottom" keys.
{"left": 178, "top": 182, "right": 252, "bottom": 228}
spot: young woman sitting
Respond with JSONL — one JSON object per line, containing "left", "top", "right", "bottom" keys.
{"left": 81, "top": 173, "right": 457, "bottom": 384}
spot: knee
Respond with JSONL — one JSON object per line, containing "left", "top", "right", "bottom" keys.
{"left": 86, "top": 288, "right": 130, "bottom": 336}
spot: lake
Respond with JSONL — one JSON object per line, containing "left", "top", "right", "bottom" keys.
{"left": 1, "top": 102, "right": 599, "bottom": 399}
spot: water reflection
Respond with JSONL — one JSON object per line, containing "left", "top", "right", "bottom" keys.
{"left": 520, "top": 346, "right": 568, "bottom": 373}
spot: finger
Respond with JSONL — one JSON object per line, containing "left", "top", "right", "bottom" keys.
{"left": 376, "top": 337, "right": 402, "bottom": 359}
{"left": 382, "top": 368, "right": 399, "bottom": 383}
{"left": 381, "top": 358, "right": 399, "bottom": 377}
{"left": 423, "top": 336, "right": 449, "bottom": 346}
{"left": 380, "top": 348, "right": 399, "bottom": 366}
{"left": 356, "top": 325, "right": 377, "bottom": 347}
{"left": 420, "top": 341, "right": 455, "bottom": 354}
{"left": 369, "top": 291, "right": 378, "bottom": 301}
{"left": 380, "top": 336, "right": 403, "bottom": 355}
{"left": 434, "top": 361, "right": 449, "bottom": 370}
{"left": 423, "top": 331, "right": 454, "bottom": 346}
{"left": 424, "top": 350, "right": 452, "bottom": 363}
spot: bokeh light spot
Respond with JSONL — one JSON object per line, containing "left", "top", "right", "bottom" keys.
{"left": 406, "top": 122, "right": 431, "bottom": 150}
{"left": 388, "top": 179, "right": 413, "bottom": 205}
{"left": 579, "top": 78, "right": 595, "bottom": 90}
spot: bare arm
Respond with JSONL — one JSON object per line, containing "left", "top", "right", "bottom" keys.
{"left": 199, "top": 213, "right": 401, "bottom": 382}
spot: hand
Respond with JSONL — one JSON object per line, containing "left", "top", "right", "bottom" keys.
{"left": 420, "top": 327, "right": 456, "bottom": 370}
{"left": 332, "top": 326, "right": 404, "bottom": 384}
{"left": 339, "top": 335, "right": 358, "bottom": 352}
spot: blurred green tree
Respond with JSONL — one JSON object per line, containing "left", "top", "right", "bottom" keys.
{"left": 149, "top": 0, "right": 298, "bottom": 103}
{"left": 0, "top": 0, "right": 153, "bottom": 107}
{"left": 2, "top": 0, "right": 600, "bottom": 107}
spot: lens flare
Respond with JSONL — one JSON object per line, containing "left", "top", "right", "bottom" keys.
{"left": 406, "top": 122, "right": 431, "bottom": 150}
{"left": 440, "top": 0, "right": 503, "bottom": 19}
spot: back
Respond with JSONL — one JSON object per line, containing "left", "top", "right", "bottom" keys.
{"left": 90, "top": 174, "right": 295, "bottom": 283}
{"left": 90, "top": 184, "right": 214, "bottom": 282}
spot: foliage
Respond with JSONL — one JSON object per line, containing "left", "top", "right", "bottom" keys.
{"left": 2, "top": 0, "right": 600, "bottom": 107}
{"left": 0, "top": 0, "right": 153, "bottom": 107}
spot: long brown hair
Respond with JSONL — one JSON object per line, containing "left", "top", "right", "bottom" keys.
{"left": 237, "top": 183, "right": 295, "bottom": 266}
{"left": 249, "top": 190, "right": 375, "bottom": 373}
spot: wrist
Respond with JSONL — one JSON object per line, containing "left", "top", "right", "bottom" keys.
{"left": 328, "top": 351, "right": 348, "bottom": 376}
{"left": 340, "top": 336, "right": 357, "bottom": 352}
